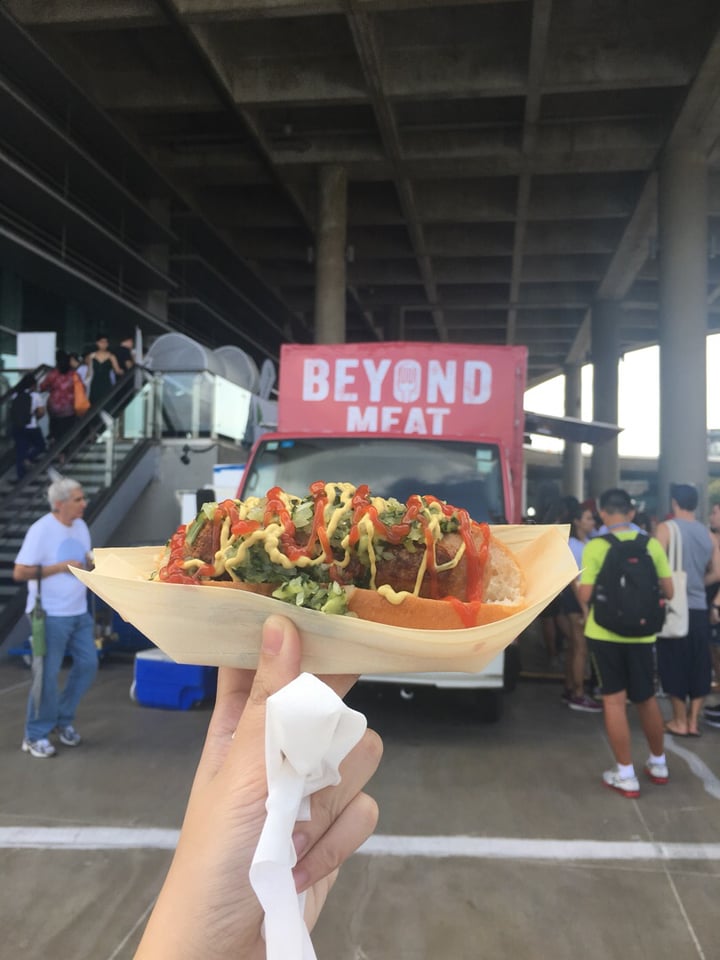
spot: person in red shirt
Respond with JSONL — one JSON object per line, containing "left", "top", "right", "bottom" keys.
{"left": 40, "top": 351, "right": 77, "bottom": 449}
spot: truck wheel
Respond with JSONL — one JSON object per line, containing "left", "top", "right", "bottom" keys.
{"left": 503, "top": 643, "right": 522, "bottom": 692}
{"left": 475, "top": 690, "right": 504, "bottom": 723}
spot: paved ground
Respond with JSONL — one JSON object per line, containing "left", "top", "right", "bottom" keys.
{"left": 1, "top": 628, "right": 720, "bottom": 960}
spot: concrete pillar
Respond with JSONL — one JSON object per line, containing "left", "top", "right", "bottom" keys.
{"left": 314, "top": 165, "right": 347, "bottom": 344}
{"left": 562, "top": 363, "right": 584, "bottom": 499}
{"left": 657, "top": 144, "right": 708, "bottom": 517}
{"left": 589, "top": 300, "right": 620, "bottom": 498}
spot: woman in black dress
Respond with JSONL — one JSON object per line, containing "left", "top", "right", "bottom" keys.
{"left": 86, "top": 334, "right": 123, "bottom": 406}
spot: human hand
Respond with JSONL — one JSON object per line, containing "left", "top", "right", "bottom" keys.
{"left": 135, "top": 614, "right": 382, "bottom": 960}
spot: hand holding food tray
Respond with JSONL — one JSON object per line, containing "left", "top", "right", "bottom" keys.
{"left": 70, "top": 522, "right": 577, "bottom": 675}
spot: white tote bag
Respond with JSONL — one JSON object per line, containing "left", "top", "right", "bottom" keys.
{"left": 658, "top": 520, "right": 689, "bottom": 638}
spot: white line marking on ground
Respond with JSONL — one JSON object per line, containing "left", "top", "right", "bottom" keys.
{"left": 358, "top": 836, "right": 720, "bottom": 861}
{"left": 2, "top": 827, "right": 720, "bottom": 862}
{"left": 664, "top": 736, "right": 720, "bottom": 799}
{"left": 0, "top": 827, "right": 179, "bottom": 849}
{"left": 0, "top": 680, "right": 29, "bottom": 696}
{"left": 633, "top": 799, "right": 707, "bottom": 960}
{"left": 103, "top": 900, "right": 156, "bottom": 960}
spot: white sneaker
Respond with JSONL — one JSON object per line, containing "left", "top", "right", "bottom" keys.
{"left": 58, "top": 725, "right": 81, "bottom": 747}
{"left": 602, "top": 768, "right": 640, "bottom": 798}
{"left": 644, "top": 761, "right": 669, "bottom": 784}
{"left": 22, "top": 737, "right": 56, "bottom": 759}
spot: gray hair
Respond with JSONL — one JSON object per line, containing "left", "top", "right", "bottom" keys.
{"left": 48, "top": 477, "right": 83, "bottom": 510}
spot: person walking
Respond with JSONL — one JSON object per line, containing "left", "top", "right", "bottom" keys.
{"left": 578, "top": 488, "right": 673, "bottom": 798}
{"left": 539, "top": 495, "right": 579, "bottom": 672}
{"left": 561, "top": 501, "right": 601, "bottom": 712}
{"left": 39, "top": 350, "right": 77, "bottom": 453}
{"left": 10, "top": 372, "right": 46, "bottom": 481}
{"left": 113, "top": 334, "right": 136, "bottom": 376}
{"left": 13, "top": 477, "right": 97, "bottom": 758}
{"left": 706, "top": 497, "right": 720, "bottom": 692}
{"left": 86, "top": 334, "right": 123, "bottom": 406}
{"left": 655, "top": 483, "right": 720, "bottom": 737}
{"left": 72, "top": 351, "right": 90, "bottom": 389}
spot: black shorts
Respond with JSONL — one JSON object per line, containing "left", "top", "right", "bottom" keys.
{"left": 586, "top": 638, "right": 656, "bottom": 703}
{"left": 656, "top": 609, "right": 712, "bottom": 700}
{"left": 559, "top": 584, "right": 582, "bottom": 615}
{"left": 540, "top": 596, "right": 562, "bottom": 618}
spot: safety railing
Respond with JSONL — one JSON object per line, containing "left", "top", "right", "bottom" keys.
{"left": 0, "top": 365, "right": 273, "bottom": 500}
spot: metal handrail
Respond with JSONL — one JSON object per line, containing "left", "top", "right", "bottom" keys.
{"left": 0, "top": 365, "right": 269, "bottom": 512}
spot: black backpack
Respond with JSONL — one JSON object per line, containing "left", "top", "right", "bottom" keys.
{"left": 10, "top": 391, "right": 32, "bottom": 430}
{"left": 592, "top": 533, "right": 666, "bottom": 637}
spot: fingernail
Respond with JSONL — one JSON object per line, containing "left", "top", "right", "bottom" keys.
{"left": 262, "top": 616, "right": 285, "bottom": 656}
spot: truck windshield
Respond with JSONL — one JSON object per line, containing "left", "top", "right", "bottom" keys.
{"left": 241, "top": 437, "right": 507, "bottom": 523}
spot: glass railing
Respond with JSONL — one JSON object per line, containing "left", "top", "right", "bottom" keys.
{"left": 0, "top": 366, "right": 275, "bottom": 498}
{"left": 157, "top": 369, "right": 257, "bottom": 443}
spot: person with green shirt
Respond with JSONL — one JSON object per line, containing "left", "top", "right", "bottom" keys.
{"left": 579, "top": 488, "right": 673, "bottom": 798}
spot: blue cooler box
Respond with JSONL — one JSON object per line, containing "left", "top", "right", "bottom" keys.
{"left": 133, "top": 648, "right": 217, "bottom": 710}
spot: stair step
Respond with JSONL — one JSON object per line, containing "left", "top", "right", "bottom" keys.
{"left": 0, "top": 585, "right": 22, "bottom": 598}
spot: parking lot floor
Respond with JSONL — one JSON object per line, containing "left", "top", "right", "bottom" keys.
{"left": 1, "top": 639, "right": 720, "bottom": 960}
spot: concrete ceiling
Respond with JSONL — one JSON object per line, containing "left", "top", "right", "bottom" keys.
{"left": 5, "top": 0, "right": 720, "bottom": 384}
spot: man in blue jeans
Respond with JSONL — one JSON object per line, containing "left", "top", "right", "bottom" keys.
{"left": 13, "top": 477, "right": 97, "bottom": 758}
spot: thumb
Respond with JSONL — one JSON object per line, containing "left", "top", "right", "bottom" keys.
{"left": 231, "top": 614, "right": 303, "bottom": 752}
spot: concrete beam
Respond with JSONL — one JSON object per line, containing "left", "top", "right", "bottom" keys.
{"left": 278, "top": 283, "right": 593, "bottom": 310}
{"left": 383, "top": 49, "right": 689, "bottom": 102}
{"left": 150, "top": 3, "right": 317, "bottom": 238}
{"left": 264, "top": 258, "right": 520, "bottom": 286}
{"left": 92, "top": 44, "right": 691, "bottom": 110}
{"left": 401, "top": 119, "right": 662, "bottom": 162}
{"left": 4, "top": 0, "right": 165, "bottom": 29}
{"left": 156, "top": 119, "right": 660, "bottom": 182}
{"left": 524, "top": 222, "right": 622, "bottom": 255}
{"left": 227, "top": 56, "right": 366, "bottom": 107}
{"left": 516, "top": 282, "right": 596, "bottom": 305}
{"left": 667, "top": 26, "right": 720, "bottom": 155}
{"left": 528, "top": 175, "right": 641, "bottom": 220}
{"left": 174, "top": 0, "right": 521, "bottom": 20}
{"left": 279, "top": 150, "right": 657, "bottom": 181}
{"left": 424, "top": 224, "right": 514, "bottom": 257}
{"left": 229, "top": 225, "right": 416, "bottom": 260}
{"left": 411, "top": 178, "right": 639, "bottom": 223}
{"left": 345, "top": 4, "right": 448, "bottom": 340}
{"left": 564, "top": 16, "right": 720, "bottom": 370}
{"left": 521, "top": 254, "right": 608, "bottom": 282}
{"left": 414, "top": 182, "right": 517, "bottom": 222}
{"left": 506, "top": 0, "right": 553, "bottom": 345}
{"left": 94, "top": 72, "right": 220, "bottom": 112}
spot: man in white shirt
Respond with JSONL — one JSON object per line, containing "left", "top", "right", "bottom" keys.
{"left": 13, "top": 477, "right": 97, "bottom": 758}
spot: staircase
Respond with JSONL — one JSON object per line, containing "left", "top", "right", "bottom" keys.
{"left": 0, "top": 377, "right": 159, "bottom": 638}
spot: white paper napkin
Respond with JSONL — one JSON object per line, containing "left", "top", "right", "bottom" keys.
{"left": 249, "top": 672, "right": 368, "bottom": 960}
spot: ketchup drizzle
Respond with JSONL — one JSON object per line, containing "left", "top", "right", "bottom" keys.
{"left": 159, "top": 483, "right": 492, "bottom": 612}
